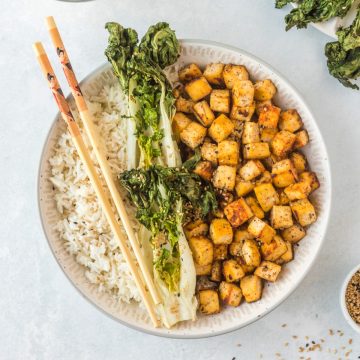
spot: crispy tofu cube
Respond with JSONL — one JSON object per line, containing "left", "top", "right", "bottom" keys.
{"left": 279, "top": 241, "right": 293, "bottom": 263}
{"left": 284, "top": 182, "right": 311, "bottom": 201}
{"left": 248, "top": 217, "right": 276, "bottom": 244}
{"left": 203, "top": 63, "right": 225, "bottom": 86}
{"left": 255, "top": 99, "right": 272, "bottom": 116}
{"left": 254, "top": 79, "right": 277, "bottom": 101}
{"left": 195, "top": 263, "right": 212, "bottom": 276}
{"left": 258, "top": 105, "right": 281, "bottom": 129}
{"left": 272, "top": 159, "right": 297, "bottom": 176}
{"left": 210, "top": 260, "right": 223, "bottom": 282}
{"left": 199, "top": 289, "right": 220, "bottom": 314}
{"left": 242, "top": 239, "right": 261, "bottom": 267}
{"left": 294, "top": 130, "right": 309, "bottom": 149}
{"left": 210, "top": 218, "right": 233, "bottom": 245}
{"left": 255, "top": 261, "right": 281, "bottom": 282}
{"left": 260, "top": 235, "right": 287, "bottom": 261}
{"left": 184, "top": 220, "right": 209, "bottom": 239}
{"left": 212, "top": 165, "right": 236, "bottom": 191}
{"left": 299, "top": 171, "right": 320, "bottom": 193}
{"left": 279, "top": 109, "right": 303, "bottom": 133}
{"left": 243, "top": 142, "right": 270, "bottom": 160}
{"left": 193, "top": 161, "right": 214, "bottom": 181}
{"left": 188, "top": 236, "right": 214, "bottom": 266}
{"left": 210, "top": 89, "right": 231, "bottom": 113}
{"left": 175, "top": 96, "right": 195, "bottom": 113}
{"left": 240, "top": 275, "right": 263, "bottom": 302}
{"left": 239, "top": 160, "right": 265, "bottom": 181}
{"left": 254, "top": 183, "right": 279, "bottom": 212}
{"left": 290, "top": 152, "right": 307, "bottom": 174}
{"left": 179, "top": 63, "right": 202, "bottom": 82}
{"left": 193, "top": 100, "right": 215, "bottom": 127}
{"left": 230, "top": 102, "right": 255, "bottom": 122}
{"left": 260, "top": 128, "right": 278, "bottom": 143}
{"left": 208, "top": 114, "right": 235, "bottom": 143}
{"left": 236, "top": 256, "right": 256, "bottom": 274}
{"left": 180, "top": 121, "right": 207, "bottom": 149}
{"left": 219, "top": 282, "right": 242, "bottom": 306}
{"left": 218, "top": 140, "right": 240, "bottom": 166}
{"left": 270, "top": 205, "right": 293, "bottom": 229}
{"left": 278, "top": 190, "right": 290, "bottom": 205}
{"left": 223, "top": 259, "right": 245, "bottom": 282}
{"left": 245, "top": 196, "right": 265, "bottom": 219}
{"left": 290, "top": 199, "right": 317, "bottom": 227}
{"left": 281, "top": 224, "right": 306, "bottom": 243}
{"left": 201, "top": 141, "right": 218, "bottom": 165}
{"left": 235, "top": 178, "right": 255, "bottom": 197}
{"left": 229, "top": 241, "right": 243, "bottom": 257}
{"left": 235, "top": 229, "right": 255, "bottom": 242}
{"left": 242, "top": 122, "right": 260, "bottom": 144}
{"left": 272, "top": 159, "right": 298, "bottom": 186}
{"left": 224, "top": 198, "right": 253, "bottom": 227}
{"left": 273, "top": 171, "right": 296, "bottom": 188}
{"left": 271, "top": 130, "right": 296, "bottom": 158}
{"left": 255, "top": 170, "right": 273, "bottom": 185}
{"left": 214, "top": 244, "right": 228, "bottom": 260}
{"left": 172, "top": 112, "right": 192, "bottom": 139}
{"left": 229, "top": 229, "right": 252, "bottom": 257}
{"left": 172, "top": 84, "right": 184, "bottom": 99}
{"left": 223, "top": 64, "right": 249, "bottom": 89}
{"left": 232, "top": 80, "right": 254, "bottom": 107}
{"left": 185, "top": 76, "right": 212, "bottom": 101}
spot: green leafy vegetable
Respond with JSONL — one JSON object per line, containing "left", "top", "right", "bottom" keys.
{"left": 325, "top": 7, "right": 360, "bottom": 89}
{"left": 182, "top": 148, "right": 201, "bottom": 171}
{"left": 275, "top": 0, "right": 296, "bottom": 9}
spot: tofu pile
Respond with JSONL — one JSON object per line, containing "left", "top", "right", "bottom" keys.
{"left": 172, "top": 63, "right": 320, "bottom": 315}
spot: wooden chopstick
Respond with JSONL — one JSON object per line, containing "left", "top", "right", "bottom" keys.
{"left": 44, "top": 16, "right": 161, "bottom": 306}
{"left": 33, "top": 42, "right": 160, "bottom": 328}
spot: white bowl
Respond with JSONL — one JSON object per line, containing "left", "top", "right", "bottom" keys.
{"left": 38, "top": 39, "right": 332, "bottom": 338}
{"left": 340, "top": 264, "right": 360, "bottom": 334}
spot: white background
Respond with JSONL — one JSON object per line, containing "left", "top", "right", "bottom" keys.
{"left": 1, "top": 0, "right": 359, "bottom": 359}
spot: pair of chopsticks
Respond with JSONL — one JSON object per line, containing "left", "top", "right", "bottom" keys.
{"left": 34, "top": 17, "right": 160, "bottom": 327}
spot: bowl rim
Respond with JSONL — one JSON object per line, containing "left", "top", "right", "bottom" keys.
{"left": 37, "top": 38, "right": 332, "bottom": 339}
{"left": 340, "top": 264, "right": 360, "bottom": 334}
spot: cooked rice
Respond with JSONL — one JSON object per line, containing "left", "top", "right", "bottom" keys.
{"left": 49, "top": 84, "right": 141, "bottom": 303}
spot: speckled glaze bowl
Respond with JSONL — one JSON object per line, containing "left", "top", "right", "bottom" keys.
{"left": 38, "top": 40, "right": 331, "bottom": 338}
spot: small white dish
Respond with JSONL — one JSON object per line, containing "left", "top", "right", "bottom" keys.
{"left": 340, "top": 264, "right": 360, "bottom": 334}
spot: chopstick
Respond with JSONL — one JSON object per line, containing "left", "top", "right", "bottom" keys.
{"left": 44, "top": 16, "right": 161, "bottom": 306}
{"left": 33, "top": 42, "right": 160, "bottom": 328}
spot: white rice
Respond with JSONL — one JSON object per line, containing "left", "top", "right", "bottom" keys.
{"left": 49, "top": 84, "right": 141, "bottom": 303}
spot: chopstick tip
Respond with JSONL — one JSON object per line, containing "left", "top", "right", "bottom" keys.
{"left": 45, "top": 16, "right": 56, "bottom": 30}
{"left": 33, "top": 42, "right": 45, "bottom": 56}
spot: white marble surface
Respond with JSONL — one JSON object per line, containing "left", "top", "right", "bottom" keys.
{"left": 1, "top": 0, "right": 359, "bottom": 359}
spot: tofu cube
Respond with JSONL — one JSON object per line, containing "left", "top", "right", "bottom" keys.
{"left": 255, "top": 99, "right": 272, "bottom": 116}
{"left": 210, "top": 260, "right": 223, "bottom": 282}
{"left": 248, "top": 217, "right": 276, "bottom": 244}
{"left": 235, "top": 178, "right": 255, "bottom": 197}
{"left": 284, "top": 182, "right": 311, "bottom": 201}
{"left": 199, "top": 290, "right": 220, "bottom": 314}
{"left": 242, "top": 122, "right": 260, "bottom": 144}
{"left": 214, "top": 244, "right": 228, "bottom": 260}
{"left": 172, "top": 112, "right": 192, "bottom": 139}
{"left": 260, "top": 235, "right": 287, "bottom": 261}
{"left": 279, "top": 109, "right": 303, "bottom": 133}
{"left": 255, "top": 170, "right": 272, "bottom": 185}
{"left": 203, "top": 63, "right": 225, "bottom": 86}
{"left": 254, "top": 183, "right": 279, "bottom": 212}
{"left": 273, "top": 171, "right": 296, "bottom": 188}
{"left": 254, "top": 261, "right": 281, "bottom": 282}
{"left": 212, "top": 165, "right": 236, "bottom": 191}
{"left": 180, "top": 121, "right": 207, "bottom": 149}
{"left": 234, "top": 229, "right": 255, "bottom": 242}
{"left": 224, "top": 198, "right": 254, "bottom": 227}
{"left": 223, "top": 64, "right": 249, "bottom": 89}
{"left": 201, "top": 141, "right": 218, "bottom": 165}
{"left": 208, "top": 114, "right": 235, "bottom": 142}
{"left": 223, "top": 259, "right": 245, "bottom": 282}
{"left": 260, "top": 128, "right": 278, "bottom": 143}
{"left": 218, "top": 140, "right": 240, "bottom": 166}
{"left": 239, "top": 160, "right": 265, "bottom": 181}
{"left": 230, "top": 102, "right": 255, "bottom": 122}
{"left": 242, "top": 239, "right": 261, "bottom": 267}
{"left": 193, "top": 161, "right": 214, "bottom": 181}
{"left": 281, "top": 224, "right": 306, "bottom": 243}
{"left": 243, "top": 142, "right": 271, "bottom": 160}
{"left": 232, "top": 80, "right": 254, "bottom": 107}
{"left": 229, "top": 241, "right": 243, "bottom": 257}
{"left": 188, "top": 236, "right": 214, "bottom": 266}
{"left": 294, "top": 130, "right": 309, "bottom": 149}
{"left": 240, "top": 275, "right": 263, "bottom": 302}
{"left": 290, "top": 152, "right": 307, "bottom": 174}
{"left": 210, "top": 89, "right": 231, "bottom": 113}
{"left": 271, "top": 130, "right": 296, "bottom": 158}
{"left": 237, "top": 258, "right": 256, "bottom": 274}
{"left": 245, "top": 196, "right": 265, "bottom": 219}
{"left": 278, "top": 190, "right": 290, "bottom": 205}
{"left": 175, "top": 97, "right": 195, "bottom": 113}
{"left": 210, "top": 218, "right": 233, "bottom": 245}
{"left": 270, "top": 205, "right": 293, "bottom": 229}
{"left": 185, "top": 76, "right": 212, "bottom": 101}
{"left": 258, "top": 105, "right": 281, "bottom": 129}
{"left": 290, "top": 199, "right": 317, "bottom": 227}
{"left": 179, "top": 63, "right": 202, "bottom": 82}
{"left": 299, "top": 171, "right": 320, "bottom": 193}
{"left": 193, "top": 100, "right": 215, "bottom": 127}
{"left": 254, "top": 79, "right": 277, "bottom": 101}
{"left": 184, "top": 220, "right": 208, "bottom": 239}
{"left": 279, "top": 241, "right": 293, "bottom": 263}
{"left": 272, "top": 159, "right": 298, "bottom": 177}
{"left": 219, "top": 282, "right": 242, "bottom": 306}
{"left": 195, "top": 263, "right": 212, "bottom": 276}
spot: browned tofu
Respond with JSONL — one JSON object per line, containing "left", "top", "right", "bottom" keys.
{"left": 203, "top": 63, "right": 225, "bottom": 86}
{"left": 230, "top": 102, "right": 256, "bottom": 122}
{"left": 278, "top": 190, "right": 290, "bottom": 205}
{"left": 185, "top": 76, "right": 212, "bottom": 101}
{"left": 260, "top": 128, "right": 278, "bottom": 143}
{"left": 255, "top": 170, "right": 273, "bottom": 185}
{"left": 239, "top": 160, "right": 265, "bottom": 181}
{"left": 193, "top": 161, "right": 214, "bottom": 181}
{"left": 210, "top": 218, "right": 233, "bottom": 245}
{"left": 175, "top": 96, "right": 195, "bottom": 113}
{"left": 254, "top": 183, "right": 279, "bottom": 212}
{"left": 229, "top": 241, "right": 243, "bottom": 257}
{"left": 243, "top": 142, "right": 271, "bottom": 160}
{"left": 232, "top": 80, "right": 254, "bottom": 107}
{"left": 281, "top": 224, "right": 306, "bottom": 243}
{"left": 290, "top": 152, "right": 307, "bottom": 174}
{"left": 294, "top": 130, "right": 309, "bottom": 149}
{"left": 199, "top": 289, "right": 220, "bottom": 314}
{"left": 212, "top": 165, "right": 237, "bottom": 191}
{"left": 234, "top": 229, "right": 255, "bottom": 243}
{"left": 223, "top": 64, "right": 249, "bottom": 89}
{"left": 290, "top": 198, "right": 317, "bottom": 227}
{"left": 299, "top": 171, "right": 320, "bottom": 193}
{"left": 201, "top": 141, "right": 218, "bottom": 165}
{"left": 218, "top": 140, "right": 240, "bottom": 166}
{"left": 254, "top": 79, "right": 277, "bottom": 101}
{"left": 279, "top": 241, "right": 293, "bottom": 263}
{"left": 235, "top": 178, "right": 255, "bottom": 197}
{"left": 179, "top": 63, "right": 202, "bottom": 82}
{"left": 180, "top": 121, "right": 207, "bottom": 149}
{"left": 219, "top": 282, "right": 242, "bottom": 306}
{"left": 188, "top": 236, "right": 214, "bottom": 266}
{"left": 214, "top": 244, "right": 228, "bottom": 260}
{"left": 279, "top": 109, "right": 303, "bottom": 133}
{"left": 273, "top": 171, "right": 296, "bottom": 188}
{"left": 242, "top": 122, "right": 260, "bottom": 144}
{"left": 270, "top": 205, "right": 293, "bottom": 229}
{"left": 255, "top": 99, "right": 272, "bottom": 116}
{"left": 258, "top": 105, "right": 281, "bottom": 129}
{"left": 195, "top": 263, "right": 212, "bottom": 276}
{"left": 208, "top": 114, "right": 235, "bottom": 143}
{"left": 193, "top": 100, "right": 215, "bottom": 127}
{"left": 254, "top": 261, "right": 281, "bottom": 282}
{"left": 272, "top": 159, "right": 298, "bottom": 177}
{"left": 172, "top": 112, "right": 192, "bottom": 139}
{"left": 248, "top": 217, "right": 276, "bottom": 244}
{"left": 210, "top": 89, "right": 231, "bottom": 113}
{"left": 271, "top": 130, "right": 296, "bottom": 158}
{"left": 284, "top": 182, "right": 311, "bottom": 201}
{"left": 245, "top": 196, "right": 265, "bottom": 219}
{"left": 224, "top": 198, "right": 254, "bottom": 227}
{"left": 210, "top": 260, "right": 223, "bottom": 282}
{"left": 240, "top": 275, "right": 263, "bottom": 302}
{"left": 260, "top": 235, "right": 287, "bottom": 261}
{"left": 223, "top": 259, "right": 245, "bottom": 282}
{"left": 242, "top": 239, "right": 261, "bottom": 267}
{"left": 184, "top": 219, "right": 208, "bottom": 239}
